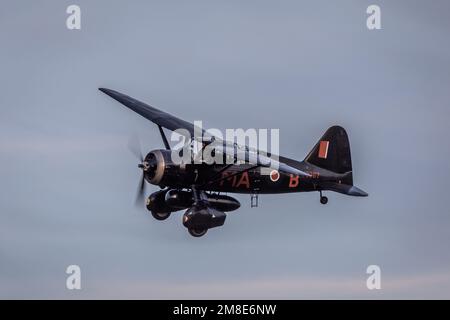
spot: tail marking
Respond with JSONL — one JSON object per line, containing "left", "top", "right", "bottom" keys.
{"left": 318, "top": 140, "right": 329, "bottom": 159}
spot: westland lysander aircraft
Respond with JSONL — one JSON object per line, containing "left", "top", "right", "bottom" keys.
{"left": 100, "top": 88, "right": 368, "bottom": 237}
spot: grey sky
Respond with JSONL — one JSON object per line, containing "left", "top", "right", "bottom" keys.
{"left": 1, "top": 0, "right": 450, "bottom": 299}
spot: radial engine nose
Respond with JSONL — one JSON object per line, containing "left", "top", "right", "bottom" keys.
{"left": 141, "top": 150, "right": 165, "bottom": 185}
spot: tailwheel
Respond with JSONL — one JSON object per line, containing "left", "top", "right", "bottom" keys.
{"left": 319, "top": 191, "right": 328, "bottom": 205}
{"left": 188, "top": 227, "right": 208, "bottom": 237}
{"left": 151, "top": 211, "right": 171, "bottom": 221}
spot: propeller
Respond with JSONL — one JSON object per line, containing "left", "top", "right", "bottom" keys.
{"left": 135, "top": 171, "right": 146, "bottom": 207}
{"left": 128, "top": 134, "right": 147, "bottom": 206}
{"left": 127, "top": 133, "right": 143, "bottom": 163}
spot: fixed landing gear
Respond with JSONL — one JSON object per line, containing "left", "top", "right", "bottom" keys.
{"left": 146, "top": 190, "right": 172, "bottom": 220}
{"left": 319, "top": 191, "right": 328, "bottom": 205}
{"left": 188, "top": 227, "right": 208, "bottom": 237}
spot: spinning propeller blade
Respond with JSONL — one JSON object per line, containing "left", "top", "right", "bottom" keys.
{"left": 128, "top": 135, "right": 147, "bottom": 207}
{"left": 135, "top": 173, "right": 146, "bottom": 207}
{"left": 128, "top": 133, "right": 143, "bottom": 162}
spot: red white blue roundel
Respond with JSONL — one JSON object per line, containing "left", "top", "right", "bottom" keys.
{"left": 270, "top": 170, "right": 280, "bottom": 182}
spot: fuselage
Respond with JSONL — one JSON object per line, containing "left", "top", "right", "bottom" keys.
{"left": 196, "top": 162, "right": 348, "bottom": 194}
{"left": 144, "top": 149, "right": 349, "bottom": 195}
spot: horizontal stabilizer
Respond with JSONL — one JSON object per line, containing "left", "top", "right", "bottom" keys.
{"left": 321, "top": 182, "right": 368, "bottom": 197}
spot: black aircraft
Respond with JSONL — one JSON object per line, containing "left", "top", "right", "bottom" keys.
{"left": 100, "top": 88, "right": 368, "bottom": 237}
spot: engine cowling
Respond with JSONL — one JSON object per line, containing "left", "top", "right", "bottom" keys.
{"left": 143, "top": 149, "right": 196, "bottom": 188}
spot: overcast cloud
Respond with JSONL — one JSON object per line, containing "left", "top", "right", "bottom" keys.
{"left": 1, "top": 0, "right": 450, "bottom": 299}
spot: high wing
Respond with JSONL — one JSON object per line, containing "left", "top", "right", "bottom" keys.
{"left": 99, "top": 88, "right": 310, "bottom": 177}
{"left": 99, "top": 88, "right": 204, "bottom": 138}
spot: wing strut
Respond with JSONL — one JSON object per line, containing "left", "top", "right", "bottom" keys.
{"left": 158, "top": 125, "right": 171, "bottom": 150}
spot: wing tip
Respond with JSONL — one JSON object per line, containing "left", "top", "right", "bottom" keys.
{"left": 98, "top": 88, "right": 125, "bottom": 101}
{"left": 99, "top": 87, "right": 112, "bottom": 95}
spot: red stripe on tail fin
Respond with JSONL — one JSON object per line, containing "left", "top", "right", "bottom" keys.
{"left": 318, "top": 141, "right": 329, "bottom": 159}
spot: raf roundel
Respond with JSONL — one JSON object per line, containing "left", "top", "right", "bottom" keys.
{"left": 270, "top": 170, "right": 280, "bottom": 182}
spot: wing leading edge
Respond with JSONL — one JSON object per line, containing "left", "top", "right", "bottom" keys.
{"left": 99, "top": 88, "right": 203, "bottom": 137}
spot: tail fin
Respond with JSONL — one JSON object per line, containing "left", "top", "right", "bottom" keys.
{"left": 305, "top": 126, "right": 353, "bottom": 183}
{"left": 305, "top": 126, "right": 368, "bottom": 197}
